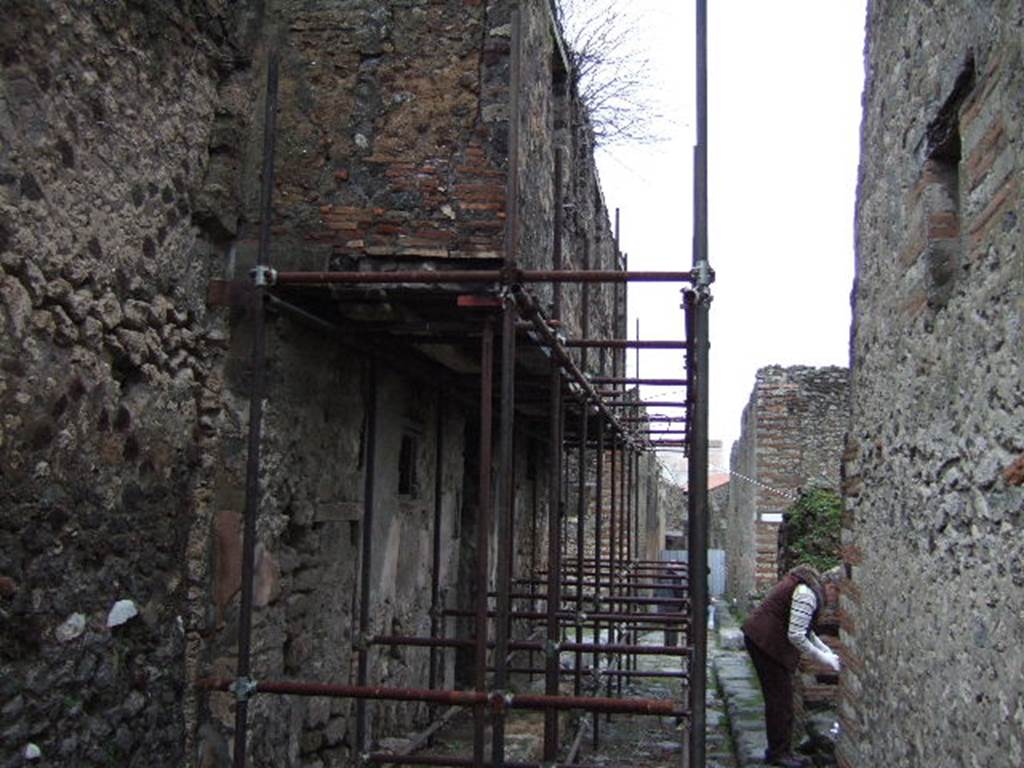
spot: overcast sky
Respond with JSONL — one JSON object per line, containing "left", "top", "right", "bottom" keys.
{"left": 593, "top": 1, "right": 867, "bottom": 467}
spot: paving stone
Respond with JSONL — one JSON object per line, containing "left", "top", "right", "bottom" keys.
{"left": 719, "top": 627, "right": 746, "bottom": 651}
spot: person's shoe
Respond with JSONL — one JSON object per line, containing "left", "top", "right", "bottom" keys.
{"left": 767, "top": 755, "right": 808, "bottom": 768}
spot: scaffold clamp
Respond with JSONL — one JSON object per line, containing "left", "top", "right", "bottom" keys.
{"left": 229, "top": 676, "right": 259, "bottom": 701}
{"left": 250, "top": 265, "right": 278, "bottom": 287}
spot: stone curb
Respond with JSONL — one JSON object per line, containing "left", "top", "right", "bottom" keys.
{"left": 711, "top": 606, "right": 773, "bottom": 768}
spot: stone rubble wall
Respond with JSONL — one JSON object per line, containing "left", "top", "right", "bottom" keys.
{"left": 724, "top": 366, "right": 849, "bottom": 610}
{"left": 841, "top": 2, "right": 1024, "bottom": 765}
{"left": 0, "top": 3, "right": 247, "bottom": 765}
{"left": 566, "top": 447, "right": 662, "bottom": 564}
{"left": 0, "top": 2, "right": 642, "bottom": 767}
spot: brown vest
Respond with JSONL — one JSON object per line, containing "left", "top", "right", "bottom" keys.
{"left": 741, "top": 572, "right": 819, "bottom": 671}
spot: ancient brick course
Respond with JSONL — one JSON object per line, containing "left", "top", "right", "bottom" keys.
{"left": 724, "top": 366, "right": 849, "bottom": 609}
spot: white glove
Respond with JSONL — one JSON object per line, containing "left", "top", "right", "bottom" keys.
{"left": 810, "top": 647, "right": 840, "bottom": 672}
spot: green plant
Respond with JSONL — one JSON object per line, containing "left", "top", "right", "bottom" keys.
{"left": 782, "top": 488, "right": 842, "bottom": 573}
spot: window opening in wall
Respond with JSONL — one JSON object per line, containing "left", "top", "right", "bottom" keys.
{"left": 920, "top": 53, "right": 974, "bottom": 312}
{"left": 399, "top": 432, "right": 420, "bottom": 497}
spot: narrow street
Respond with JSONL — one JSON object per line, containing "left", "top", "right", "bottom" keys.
{"left": 570, "top": 626, "right": 737, "bottom": 768}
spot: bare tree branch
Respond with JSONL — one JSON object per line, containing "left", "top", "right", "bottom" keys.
{"left": 553, "top": 0, "right": 667, "bottom": 147}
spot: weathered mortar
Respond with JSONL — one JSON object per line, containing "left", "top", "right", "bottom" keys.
{"left": 0, "top": 1, "right": 640, "bottom": 766}
{"left": 0, "top": 2, "right": 247, "bottom": 765}
{"left": 725, "top": 366, "right": 849, "bottom": 608}
{"left": 841, "top": 3, "right": 1024, "bottom": 766}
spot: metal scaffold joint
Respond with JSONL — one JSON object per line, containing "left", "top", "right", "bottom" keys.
{"left": 693, "top": 260, "right": 714, "bottom": 289}
{"left": 250, "top": 265, "right": 278, "bottom": 287}
{"left": 544, "top": 639, "right": 561, "bottom": 659}
{"left": 229, "top": 676, "right": 259, "bottom": 701}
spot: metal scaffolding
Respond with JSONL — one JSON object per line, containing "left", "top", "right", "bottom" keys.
{"left": 198, "top": 2, "right": 712, "bottom": 767}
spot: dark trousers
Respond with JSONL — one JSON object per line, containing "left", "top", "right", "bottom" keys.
{"left": 744, "top": 635, "right": 794, "bottom": 760}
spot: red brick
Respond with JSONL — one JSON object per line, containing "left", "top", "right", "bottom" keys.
{"left": 839, "top": 543, "right": 863, "bottom": 565}
{"left": 926, "top": 210, "right": 960, "bottom": 238}
{"left": 965, "top": 118, "right": 1006, "bottom": 188}
{"left": 967, "top": 175, "right": 1019, "bottom": 255}
{"left": 1004, "top": 454, "right": 1024, "bottom": 486}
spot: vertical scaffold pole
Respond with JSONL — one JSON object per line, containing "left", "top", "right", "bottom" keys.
{"left": 543, "top": 359, "right": 563, "bottom": 761}
{"left": 687, "top": 0, "right": 712, "bottom": 766}
{"left": 474, "top": 320, "right": 495, "bottom": 767}
{"left": 232, "top": 50, "right": 278, "bottom": 768}
{"left": 356, "top": 358, "right": 379, "bottom": 756}
{"left": 492, "top": 299, "right": 518, "bottom": 768}
{"left": 430, "top": 395, "right": 445, "bottom": 692}
{"left": 591, "top": 418, "right": 604, "bottom": 749}
{"left": 574, "top": 404, "right": 588, "bottom": 697}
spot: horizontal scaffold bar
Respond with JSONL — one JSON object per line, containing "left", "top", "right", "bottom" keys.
{"left": 368, "top": 753, "right": 669, "bottom": 768}
{"left": 564, "top": 339, "right": 690, "bottom": 349}
{"left": 501, "top": 593, "right": 687, "bottom": 606}
{"left": 371, "top": 636, "right": 690, "bottom": 656}
{"left": 271, "top": 269, "right": 694, "bottom": 286}
{"left": 591, "top": 377, "right": 689, "bottom": 386}
{"left": 620, "top": 415, "right": 686, "bottom": 423}
{"left": 196, "top": 678, "right": 686, "bottom": 716}
{"left": 514, "top": 579, "right": 687, "bottom": 591}
{"left": 503, "top": 667, "right": 688, "bottom": 680}
{"left": 442, "top": 608, "right": 689, "bottom": 626}
{"left": 607, "top": 401, "right": 687, "bottom": 408}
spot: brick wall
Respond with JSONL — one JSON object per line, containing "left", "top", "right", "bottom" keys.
{"left": 841, "top": 2, "right": 1024, "bottom": 765}
{"left": 725, "top": 366, "right": 849, "bottom": 608}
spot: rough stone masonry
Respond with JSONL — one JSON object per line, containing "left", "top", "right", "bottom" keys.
{"left": 725, "top": 365, "right": 849, "bottom": 610}
{"left": 841, "top": 2, "right": 1024, "bottom": 766}
{"left": 0, "top": 2, "right": 656, "bottom": 767}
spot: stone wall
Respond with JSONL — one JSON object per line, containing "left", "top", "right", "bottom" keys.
{"left": 567, "top": 446, "right": 663, "bottom": 564}
{"left": 660, "top": 482, "right": 728, "bottom": 552}
{"left": 724, "top": 366, "right": 849, "bottom": 608}
{"left": 841, "top": 2, "right": 1024, "bottom": 765}
{"left": 0, "top": 2, "right": 642, "bottom": 766}
{"left": 0, "top": 3, "right": 243, "bottom": 765}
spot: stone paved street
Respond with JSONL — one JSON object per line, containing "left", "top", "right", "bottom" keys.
{"left": 569, "top": 626, "right": 737, "bottom": 768}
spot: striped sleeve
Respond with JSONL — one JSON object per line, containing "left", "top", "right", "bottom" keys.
{"left": 787, "top": 584, "right": 823, "bottom": 659}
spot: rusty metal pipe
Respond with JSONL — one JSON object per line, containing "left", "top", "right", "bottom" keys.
{"left": 474, "top": 319, "right": 495, "bottom": 766}
{"left": 492, "top": 295, "right": 518, "bottom": 766}
{"left": 605, "top": 401, "right": 688, "bottom": 408}
{"left": 592, "top": 417, "right": 604, "bottom": 750}
{"left": 503, "top": 668, "right": 688, "bottom": 680}
{"left": 543, "top": 355, "right": 563, "bottom": 760}
{"left": 514, "top": 579, "right": 688, "bottom": 591}
{"left": 271, "top": 269, "right": 693, "bottom": 286}
{"left": 442, "top": 608, "right": 690, "bottom": 624}
{"left": 370, "top": 636, "right": 694, "bottom": 657}
{"left": 512, "top": 288, "right": 629, "bottom": 443}
{"left": 564, "top": 339, "right": 689, "bottom": 349}
{"left": 591, "top": 377, "right": 689, "bottom": 386}
{"left": 574, "top": 400, "right": 587, "bottom": 697}
{"left": 429, "top": 397, "right": 445, "bottom": 692}
{"left": 198, "top": 678, "right": 686, "bottom": 715}
{"left": 369, "top": 755, "right": 651, "bottom": 768}
{"left": 356, "top": 358, "right": 379, "bottom": 753}
{"left": 494, "top": 593, "right": 688, "bottom": 607}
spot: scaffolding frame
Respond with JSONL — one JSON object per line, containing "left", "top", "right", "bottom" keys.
{"left": 197, "top": 2, "right": 712, "bottom": 766}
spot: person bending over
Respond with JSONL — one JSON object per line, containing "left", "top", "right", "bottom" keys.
{"left": 741, "top": 565, "right": 841, "bottom": 768}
